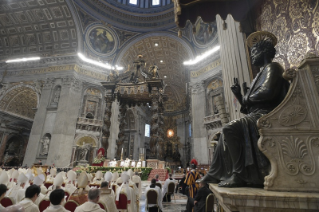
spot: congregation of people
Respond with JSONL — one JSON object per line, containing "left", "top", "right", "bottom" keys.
{"left": 0, "top": 167, "right": 142, "bottom": 212}
{"left": 0, "top": 158, "right": 212, "bottom": 212}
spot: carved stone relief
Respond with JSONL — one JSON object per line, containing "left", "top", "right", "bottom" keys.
{"left": 257, "top": 58, "right": 319, "bottom": 192}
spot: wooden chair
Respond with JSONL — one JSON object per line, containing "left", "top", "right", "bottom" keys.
{"left": 205, "top": 193, "right": 215, "bottom": 212}
{"left": 155, "top": 183, "right": 162, "bottom": 189}
{"left": 39, "top": 199, "right": 50, "bottom": 212}
{"left": 112, "top": 184, "right": 117, "bottom": 193}
{"left": 146, "top": 190, "right": 159, "bottom": 212}
{"left": 116, "top": 193, "right": 128, "bottom": 212}
{"left": 64, "top": 191, "right": 70, "bottom": 201}
{"left": 0, "top": 197, "right": 14, "bottom": 207}
{"left": 44, "top": 182, "right": 53, "bottom": 189}
{"left": 64, "top": 200, "right": 79, "bottom": 212}
{"left": 98, "top": 201, "right": 107, "bottom": 212}
{"left": 166, "top": 182, "right": 176, "bottom": 202}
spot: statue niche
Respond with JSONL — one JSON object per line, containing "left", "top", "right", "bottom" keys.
{"left": 50, "top": 86, "right": 61, "bottom": 107}
{"left": 75, "top": 136, "right": 96, "bottom": 166}
{"left": 39, "top": 133, "right": 51, "bottom": 157}
{"left": 82, "top": 88, "right": 102, "bottom": 120}
{"left": 203, "top": 31, "right": 290, "bottom": 187}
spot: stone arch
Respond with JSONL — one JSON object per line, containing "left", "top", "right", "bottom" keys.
{"left": 2, "top": 134, "right": 26, "bottom": 166}
{"left": 74, "top": 134, "right": 98, "bottom": 147}
{"left": 0, "top": 85, "right": 39, "bottom": 120}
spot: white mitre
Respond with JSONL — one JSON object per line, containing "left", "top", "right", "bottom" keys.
{"left": 104, "top": 172, "right": 112, "bottom": 182}
{"left": 17, "top": 173, "right": 28, "bottom": 186}
{"left": 0, "top": 171, "right": 9, "bottom": 185}
{"left": 33, "top": 174, "right": 45, "bottom": 186}
{"left": 67, "top": 170, "right": 76, "bottom": 182}
{"left": 53, "top": 173, "right": 64, "bottom": 189}
{"left": 11, "top": 170, "right": 19, "bottom": 181}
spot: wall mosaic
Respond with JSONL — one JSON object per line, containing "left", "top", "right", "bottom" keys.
{"left": 85, "top": 25, "right": 117, "bottom": 56}
{"left": 193, "top": 18, "right": 218, "bottom": 47}
{"left": 258, "top": 0, "right": 319, "bottom": 69}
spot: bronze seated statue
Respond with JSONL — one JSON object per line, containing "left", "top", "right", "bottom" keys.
{"left": 202, "top": 31, "right": 290, "bottom": 187}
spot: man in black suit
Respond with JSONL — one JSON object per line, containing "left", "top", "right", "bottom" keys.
{"left": 184, "top": 180, "right": 212, "bottom": 212}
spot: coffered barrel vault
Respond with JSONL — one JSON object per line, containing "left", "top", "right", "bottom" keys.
{"left": 0, "top": 0, "right": 79, "bottom": 60}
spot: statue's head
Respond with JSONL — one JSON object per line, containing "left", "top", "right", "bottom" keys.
{"left": 43, "top": 136, "right": 50, "bottom": 142}
{"left": 246, "top": 31, "right": 277, "bottom": 67}
{"left": 251, "top": 40, "right": 276, "bottom": 66}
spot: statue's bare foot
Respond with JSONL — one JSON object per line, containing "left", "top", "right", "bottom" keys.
{"left": 202, "top": 175, "right": 220, "bottom": 184}
{"left": 218, "top": 174, "right": 246, "bottom": 187}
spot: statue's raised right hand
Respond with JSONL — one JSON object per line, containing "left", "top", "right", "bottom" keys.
{"left": 231, "top": 78, "right": 242, "bottom": 95}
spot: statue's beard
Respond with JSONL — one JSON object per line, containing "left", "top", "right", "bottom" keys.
{"left": 251, "top": 53, "right": 264, "bottom": 67}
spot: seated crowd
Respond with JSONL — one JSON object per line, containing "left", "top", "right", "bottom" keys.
{"left": 0, "top": 167, "right": 142, "bottom": 212}
{"left": 0, "top": 159, "right": 211, "bottom": 212}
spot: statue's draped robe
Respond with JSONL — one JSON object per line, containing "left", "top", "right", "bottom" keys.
{"left": 204, "top": 62, "right": 289, "bottom": 185}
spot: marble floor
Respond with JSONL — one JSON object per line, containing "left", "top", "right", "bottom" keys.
{"left": 139, "top": 181, "right": 187, "bottom": 212}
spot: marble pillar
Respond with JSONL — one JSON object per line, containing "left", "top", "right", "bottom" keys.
{"left": 108, "top": 101, "right": 119, "bottom": 159}
{"left": 23, "top": 79, "right": 54, "bottom": 166}
{"left": 216, "top": 14, "right": 251, "bottom": 121}
{"left": 190, "top": 81, "right": 209, "bottom": 164}
{"left": 46, "top": 77, "right": 82, "bottom": 167}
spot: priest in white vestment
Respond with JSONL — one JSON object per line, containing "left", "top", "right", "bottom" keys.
{"left": 116, "top": 172, "right": 137, "bottom": 212}
{"left": 99, "top": 180, "right": 117, "bottom": 212}
{"left": 15, "top": 173, "right": 29, "bottom": 203}
{"left": 17, "top": 184, "right": 41, "bottom": 212}
{"left": 92, "top": 171, "right": 103, "bottom": 185}
{"left": 47, "top": 172, "right": 64, "bottom": 198}
{"left": 34, "top": 174, "right": 47, "bottom": 206}
{"left": 74, "top": 188, "right": 104, "bottom": 212}
{"left": 43, "top": 189, "right": 70, "bottom": 212}
{"left": 132, "top": 172, "right": 142, "bottom": 197}
{"left": 64, "top": 170, "right": 77, "bottom": 196}
{"left": 7, "top": 170, "right": 19, "bottom": 190}
{"left": 162, "top": 173, "right": 176, "bottom": 202}
{"left": 36, "top": 168, "right": 48, "bottom": 195}
{"left": 7, "top": 173, "right": 28, "bottom": 203}
{"left": 145, "top": 179, "right": 163, "bottom": 211}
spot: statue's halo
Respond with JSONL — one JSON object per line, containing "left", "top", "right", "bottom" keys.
{"left": 246, "top": 31, "right": 277, "bottom": 48}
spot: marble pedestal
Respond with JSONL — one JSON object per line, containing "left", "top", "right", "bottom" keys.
{"left": 146, "top": 159, "right": 159, "bottom": 169}
{"left": 209, "top": 184, "right": 319, "bottom": 212}
{"left": 158, "top": 161, "right": 165, "bottom": 169}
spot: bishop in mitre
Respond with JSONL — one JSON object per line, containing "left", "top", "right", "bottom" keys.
{"left": 99, "top": 171, "right": 117, "bottom": 212}
{"left": 116, "top": 172, "right": 137, "bottom": 212}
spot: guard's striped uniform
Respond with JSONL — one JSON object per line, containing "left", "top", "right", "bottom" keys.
{"left": 184, "top": 170, "right": 200, "bottom": 198}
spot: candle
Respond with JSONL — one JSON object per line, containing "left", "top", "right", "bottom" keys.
{"left": 121, "top": 148, "right": 123, "bottom": 155}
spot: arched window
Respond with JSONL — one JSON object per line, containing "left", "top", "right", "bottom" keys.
{"left": 129, "top": 0, "right": 137, "bottom": 5}
{"left": 152, "top": 0, "right": 160, "bottom": 5}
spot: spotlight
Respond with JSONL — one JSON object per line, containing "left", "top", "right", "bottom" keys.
{"left": 183, "top": 45, "right": 220, "bottom": 66}
{"left": 6, "top": 57, "right": 40, "bottom": 63}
